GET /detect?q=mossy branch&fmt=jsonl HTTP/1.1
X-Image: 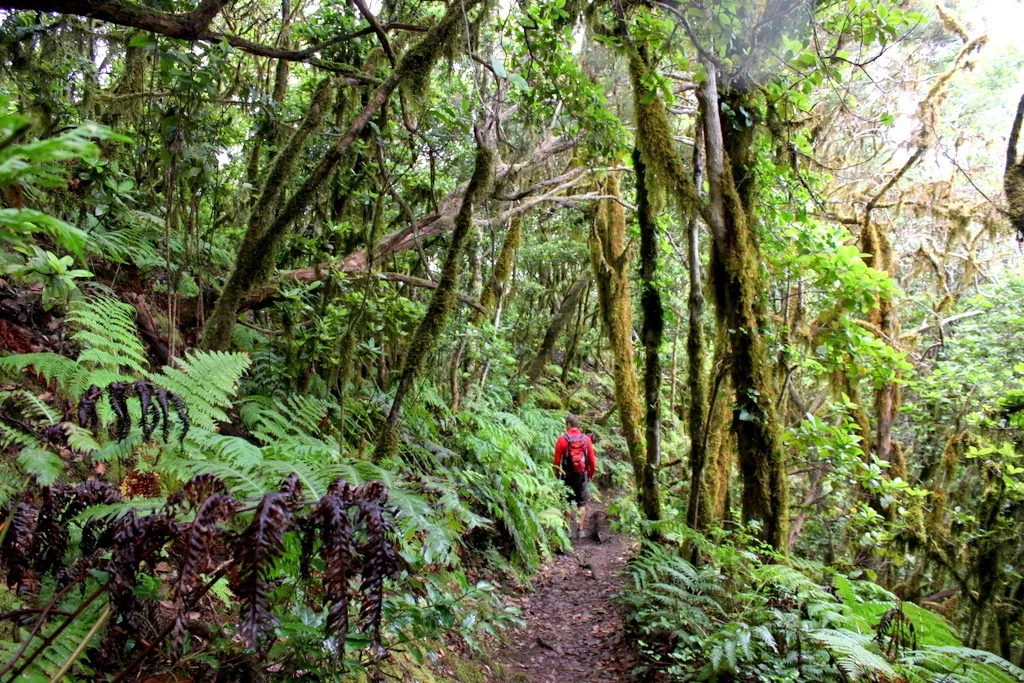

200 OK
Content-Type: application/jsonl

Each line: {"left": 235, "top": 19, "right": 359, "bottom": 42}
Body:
{"left": 200, "top": 0, "right": 485, "bottom": 351}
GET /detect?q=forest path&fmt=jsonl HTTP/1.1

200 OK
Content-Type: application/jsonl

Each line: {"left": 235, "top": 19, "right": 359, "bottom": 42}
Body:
{"left": 489, "top": 510, "right": 639, "bottom": 682}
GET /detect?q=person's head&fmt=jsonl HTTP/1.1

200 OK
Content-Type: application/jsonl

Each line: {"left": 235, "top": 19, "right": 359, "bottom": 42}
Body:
{"left": 566, "top": 415, "right": 580, "bottom": 429}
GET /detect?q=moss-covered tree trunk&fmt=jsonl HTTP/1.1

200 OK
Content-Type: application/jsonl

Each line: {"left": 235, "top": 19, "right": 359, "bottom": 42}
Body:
{"left": 590, "top": 175, "right": 660, "bottom": 523}
{"left": 200, "top": 76, "right": 335, "bottom": 350}
{"left": 374, "top": 138, "right": 494, "bottom": 460}
{"left": 625, "top": 43, "right": 709, "bottom": 530}
{"left": 1005, "top": 92, "right": 1024, "bottom": 241}
{"left": 635, "top": 148, "right": 664, "bottom": 527}
{"left": 704, "top": 327, "right": 734, "bottom": 524}
{"left": 698, "top": 64, "right": 788, "bottom": 552}
{"left": 479, "top": 216, "right": 522, "bottom": 317}
{"left": 684, "top": 140, "right": 711, "bottom": 531}
{"left": 860, "top": 222, "right": 906, "bottom": 483}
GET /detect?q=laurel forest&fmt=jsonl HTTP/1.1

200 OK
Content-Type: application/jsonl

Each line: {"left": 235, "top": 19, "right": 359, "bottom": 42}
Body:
{"left": 1, "top": 0, "right": 1024, "bottom": 680}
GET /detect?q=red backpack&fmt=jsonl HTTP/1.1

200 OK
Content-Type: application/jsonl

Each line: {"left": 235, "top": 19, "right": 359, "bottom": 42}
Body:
{"left": 564, "top": 433, "right": 588, "bottom": 479}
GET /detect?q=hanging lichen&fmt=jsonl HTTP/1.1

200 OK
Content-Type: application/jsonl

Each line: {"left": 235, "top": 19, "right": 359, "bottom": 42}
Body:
{"left": 625, "top": 46, "right": 695, "bottom": 206}
{"left": 398, "top": 0, "right": 487, "bottom": 102}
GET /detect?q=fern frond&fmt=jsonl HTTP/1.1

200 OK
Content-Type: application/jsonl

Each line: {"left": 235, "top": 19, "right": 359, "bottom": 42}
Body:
{"left": 150, "top": 350, "right": 249, "bottom": 431}
{"left": 18, "top": 447, "right": 64, "bottom": 485}
{"left": 185, "top": 429, "right": 264, "bottom": 469}
{"left": 901, "top": 645, "right": 1024, "bottom": 683}
{"left": 0, "top": 594, "right": 109, "bottom": 682}
{"left": 812, "top": 628, "right": 898, "bottom": 680}
{"left": 239, "top": 394, "right": 335, "bottom": 447}
{"left": 69, "top": 296, "right": 146, "bottom": 373}
{"left": 0, "top": 352, "right": 80, "bottom": 389}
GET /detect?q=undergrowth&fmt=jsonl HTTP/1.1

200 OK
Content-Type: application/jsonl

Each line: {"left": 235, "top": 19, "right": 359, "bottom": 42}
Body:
{"left": 0, "top": 294, "right": 577, "bottom": 680}
{"left": 621, "top": 524, "right": 1024, "bottom": 682}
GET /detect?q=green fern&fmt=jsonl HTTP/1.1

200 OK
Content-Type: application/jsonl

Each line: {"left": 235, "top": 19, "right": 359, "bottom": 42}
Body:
{"left": 812, "top": 628, "right": 899, "bottom": 680}
{"left": 149, "top": 350, "right": 250, "bottom": 431}
{"left": 900, "top": 645, "right": 1024, "bottom": 682}
{"left": 239, "top": 393, "right": 335, "bottom": 446}
{"left": 0, "top": 296, "right": 143, "bottom": 397}
{"left": 68, "top": 296, "right": 146, "bottom": 375}
{"left": 0, "top": 592, "right": 109, "bottom": 682}
{"left": 86, "top": 224, "right": 161, "bottom": 268}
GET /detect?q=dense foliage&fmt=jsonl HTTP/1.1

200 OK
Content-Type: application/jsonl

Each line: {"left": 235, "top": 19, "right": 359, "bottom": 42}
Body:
{"left": 1, "top": 0, "right": 1024, "bottom": 680}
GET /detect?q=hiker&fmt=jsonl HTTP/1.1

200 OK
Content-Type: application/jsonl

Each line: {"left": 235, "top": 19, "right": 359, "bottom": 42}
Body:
{"left": 554, "top": 415, "right": 597, "bottom": 538}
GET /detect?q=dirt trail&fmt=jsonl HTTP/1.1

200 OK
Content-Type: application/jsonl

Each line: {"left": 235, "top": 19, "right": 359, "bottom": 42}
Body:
{"left": 490, "top": 512, "right": 638, "bottom": 682}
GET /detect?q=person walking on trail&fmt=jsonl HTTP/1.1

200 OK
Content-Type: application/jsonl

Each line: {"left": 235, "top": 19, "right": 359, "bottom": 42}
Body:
{"left": 554, "top": 415, "right": 597, "bottom": 539}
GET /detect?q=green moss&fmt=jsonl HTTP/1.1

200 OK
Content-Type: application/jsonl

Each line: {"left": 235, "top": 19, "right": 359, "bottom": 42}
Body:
{"left": 927, "top": 433, "right": 963, "bottom": 534}
{"left": 397, "top": 0, "right": 485, "bottom": 101}
{"left": 479, "top": 215, "right": 521, "bottom": 317}
{"left": 448, "top": 658, "right": 487, "bottom": 683}
{"left": 589, "top": 174, "right": 657, "bottom": 521}
{"left": 625, "top": 48, "right": 691, "bottom": 199}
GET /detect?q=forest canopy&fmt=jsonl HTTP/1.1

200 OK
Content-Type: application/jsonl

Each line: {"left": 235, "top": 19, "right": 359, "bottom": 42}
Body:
{"left": 1, "top": 0, "right": 1024, "bottom": 680}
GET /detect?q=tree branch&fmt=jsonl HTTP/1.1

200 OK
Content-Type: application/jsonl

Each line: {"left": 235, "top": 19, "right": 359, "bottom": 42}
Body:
{"left": 1, "top": 0, "right": 424, "bottom": 74}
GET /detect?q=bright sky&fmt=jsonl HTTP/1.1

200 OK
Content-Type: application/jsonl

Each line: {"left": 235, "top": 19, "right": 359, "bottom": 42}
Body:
{"left": 877, "top": 0, "right": 1024, "bottom": 188}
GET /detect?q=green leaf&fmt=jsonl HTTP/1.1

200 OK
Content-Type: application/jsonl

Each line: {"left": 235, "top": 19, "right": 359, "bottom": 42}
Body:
{"left": 128, "top": 33, "right": 158, "bottom": 48}
{"left": 18, "top": 448, "right": 64, "bottom": 485}
{"left": 509, "top": 73, "right": 530, "bottom": 90}
{"left": 490, "top": 56, "right": 507, "bottom": 79}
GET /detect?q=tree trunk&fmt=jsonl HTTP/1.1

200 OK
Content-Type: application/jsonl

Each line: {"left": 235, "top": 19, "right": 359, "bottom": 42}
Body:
{"left": 1004, "top": 92, "right": 1024, "bottom": 241}
{"left": 860, "top": 222, "right": 905, "bottom": 483}
{"left": 589, "top": 174, "right": 659, "bottom": 523}
{"left": 462, "top": 215, "right": 522, "bottom": 403}
{"left": 480, "top": 216, "right": 522, "bottom": 316}
{"left": 698, "top": 63, "right": 788, "bottom": 552}
{"left": 374, "top": 136, "right": 494, "bottom": 459}
{"left": 561, "top": 284, "right": 589, "bottom": 385}
{"left": 635, "top": 148, "right": 664, "bottom": 528}
{"left": 684, "top": 137, "right": 711, "bottom": 532}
